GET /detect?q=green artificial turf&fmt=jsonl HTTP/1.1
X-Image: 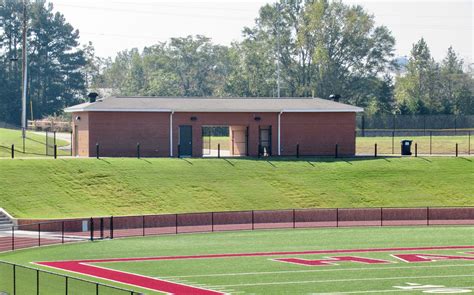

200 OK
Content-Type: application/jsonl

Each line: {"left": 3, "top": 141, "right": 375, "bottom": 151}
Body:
{"left": 0, "top": 226, "right": 473, "bottom": 294}
{"left": 0, "top": 157, "right": 472, "bottom": 218}
{"left": 0, "top": 128, "right": 70, "bottom": 158}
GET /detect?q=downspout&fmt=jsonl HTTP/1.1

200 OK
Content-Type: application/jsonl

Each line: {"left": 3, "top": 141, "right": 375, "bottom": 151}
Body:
{"left": 278, "top": 111, "right": 283, "bottom": 156}
{"left": 169, "top": 111, "right": 174, "bottom": 157}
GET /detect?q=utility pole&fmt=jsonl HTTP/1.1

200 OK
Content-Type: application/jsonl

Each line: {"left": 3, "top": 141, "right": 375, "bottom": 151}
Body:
{"left": 21, "top": 0, "right": 28, "bottom": 139}
{"left": 276, "top": 2, "right": 281, "bottom": 98}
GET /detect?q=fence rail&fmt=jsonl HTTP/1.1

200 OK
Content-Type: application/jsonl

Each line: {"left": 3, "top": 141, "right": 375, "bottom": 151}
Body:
{"left": 1, "top": 207, "right": 473, "bottom": 254}
{"left": 0, "top": 260, "right": 139, "bottom": 295}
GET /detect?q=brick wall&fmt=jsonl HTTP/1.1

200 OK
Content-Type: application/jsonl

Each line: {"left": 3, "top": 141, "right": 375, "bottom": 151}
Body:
{"left": 73, "top": 111, "right": 357, "bottom": 157}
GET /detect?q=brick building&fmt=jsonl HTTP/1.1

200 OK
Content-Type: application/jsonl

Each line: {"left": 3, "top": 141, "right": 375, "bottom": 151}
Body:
{"left": 65, "top": 97, "right": 363, "bottom": 157}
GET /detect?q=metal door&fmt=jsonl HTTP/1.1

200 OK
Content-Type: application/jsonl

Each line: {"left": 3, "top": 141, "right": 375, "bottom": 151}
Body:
{"left": 179, "top": 125, "right": 193, "bottom": 157}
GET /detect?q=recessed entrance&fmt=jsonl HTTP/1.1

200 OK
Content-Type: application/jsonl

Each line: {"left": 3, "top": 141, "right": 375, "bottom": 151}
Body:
{"left": 202, "top": 126, "right": 248, "bottom": 157}
{"left": 259, "top": 126, "right": 272, "bottom": 156}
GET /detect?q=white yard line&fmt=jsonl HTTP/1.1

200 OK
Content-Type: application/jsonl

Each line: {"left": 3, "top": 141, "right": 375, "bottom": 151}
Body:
{"left": 217, "top": 274, "right": 474, "bottom": 288}
{"left": 311, "top": 286, "right": 474, "bottom": 295}
{"left": 160, "top": 263, "right": 474, "bottom": 279}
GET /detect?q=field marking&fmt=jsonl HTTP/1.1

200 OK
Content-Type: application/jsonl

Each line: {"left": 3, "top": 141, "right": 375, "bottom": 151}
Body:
{"left": 311, "top": 286, "right": 474, "bottom": 294}
{"left": 38, "top": 245, "right": 474, "bottom": 264}
{"left": 217, "top": 274, "right": 474, "bottom": 287}
{"left": 159, "top": 263, "right": 474, "bottom": 279}
{"left": 35, "top": 246, "right": 474, "bottom": 295}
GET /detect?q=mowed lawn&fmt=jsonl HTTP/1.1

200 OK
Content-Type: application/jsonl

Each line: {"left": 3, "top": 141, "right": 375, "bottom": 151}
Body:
{"left": 0, "top": 227, "right": 473, "bottom": 294}
{"left": 0, "top": 157, "right": 472, "bottom": 218}
{"left": 357, "top": 135, "right": 472, "bottom": 155}
{"left": 0, "top": 128, "right": 70, "bottom": 157}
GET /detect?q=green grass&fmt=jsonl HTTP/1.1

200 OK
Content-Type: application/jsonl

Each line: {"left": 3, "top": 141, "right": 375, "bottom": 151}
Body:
{"left": 357, "top": 135, "right": 472, "bottom": 155}
{"left": 1, "top": 226, "right": 473, "bottom": 294}
{"left": 0, "top": 128, "right": 70, "bottom": 158}
{"left": 0, "top": 157, "right": 472, "bottom": 218}
{"left": 203, "top": 136, "right": 230, "bottom": 151}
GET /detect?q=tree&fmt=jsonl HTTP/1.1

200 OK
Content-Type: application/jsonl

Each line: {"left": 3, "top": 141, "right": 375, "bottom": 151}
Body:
{"left": 0, "top": 0, "right": 87, "bottom": 123}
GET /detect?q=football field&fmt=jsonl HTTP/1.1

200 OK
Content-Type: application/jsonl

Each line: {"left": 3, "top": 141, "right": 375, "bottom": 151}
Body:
{"left": 1, "top": 226, "right": 473, "bottom": 294}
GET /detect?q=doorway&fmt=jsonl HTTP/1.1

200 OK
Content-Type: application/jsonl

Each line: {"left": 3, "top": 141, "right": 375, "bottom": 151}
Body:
{"left": 259, "top": 126, "right": 272, "bottom": 156}
{"left": 179, "top": 125, "right": 192, "bottom": 157}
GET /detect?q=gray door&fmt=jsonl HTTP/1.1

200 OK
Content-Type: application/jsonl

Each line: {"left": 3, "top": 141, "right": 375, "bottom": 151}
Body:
{"left": 179, "top": 125, "right": 193, "bottom": 157}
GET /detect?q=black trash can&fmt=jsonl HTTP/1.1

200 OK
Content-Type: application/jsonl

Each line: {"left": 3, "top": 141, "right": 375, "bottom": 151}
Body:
{"left": 401, "top": 140, "right": 413, "bottom": 155}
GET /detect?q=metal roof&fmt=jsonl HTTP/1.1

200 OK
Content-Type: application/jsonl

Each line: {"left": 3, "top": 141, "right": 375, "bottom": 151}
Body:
{"left": 64, "top": 96, "right": 364, "bottom": 113}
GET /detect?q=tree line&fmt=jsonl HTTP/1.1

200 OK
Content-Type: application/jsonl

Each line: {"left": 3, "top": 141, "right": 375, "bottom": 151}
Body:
{"left": 1, "top": 0, "right": 473, "bottom": 126}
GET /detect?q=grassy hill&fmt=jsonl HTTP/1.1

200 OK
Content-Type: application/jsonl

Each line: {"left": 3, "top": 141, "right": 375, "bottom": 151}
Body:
{"left": 0, "top": 157, "right": 472, "bottom": 219}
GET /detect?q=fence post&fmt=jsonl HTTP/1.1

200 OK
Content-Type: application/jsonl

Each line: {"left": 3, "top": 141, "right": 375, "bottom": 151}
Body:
{"left": 142, "top": 215, "right": 146, "bottom": 236}
{"left": 65, "top": 277, "right": 68, "bottom": 295}
{"left": 12, "top": 226, "right": 15, "bottom": 251}
{"left": 252, "top": 210, "right": 255, "bottom": 230}
{"left": 137, "top": 143, "right": 140, "bottom": 159}
{"left": 110, "top": 216, "right": 114, "bottom": 239}
{"left": 96, "top": 283, "right": 99, "bottom": 295}
{"left": 258, "top": 144, "right": 262, "bottom": 158}
{"left": 54, "top": 144, "right": 57, "bottom": 159}
{"left": 177, "top": 144, "right": 181, "bottom": 158}
{"left": 70, "top": 131, "right": 73, "bottom": 156}
{"left": 336, "top": 208, "right": 339, "bottom": 228}
{"left": 100, "top": 218, "right": 104, "bottom": 239}
{"left": 22, "top": 130, "right": 25, "bottom": 154}
{"left": 455, "top": 143, "right": 458, "bottom": 157}
{"left": 218, "top": 143, "right": 220, "bottom": 158}
{"left": 427, "top": 207, "right": 430, "bottom": 226}
{"left": 211, "top": 212, "right": 214, "bottom": 232}
{"left": 13, "top": 264, "right": 16, "bottom": 295}
{"left": 38, "top": 223, "right": 41, "bottom": 246}
{"left": 430, "top": 132, "right": 432, "bottom": 155}
{"left": 36, "top": 269, "right": 39, "bottom": 295}
{"left": 90, "top": 217, "right": 94, "bottom": 241}
{"left": 62, "top": 221, "right": 65, "bottom": 244}
{"left": 296, "top": 144, "right": 300, "bottom": 158}
{"left": 175, "top": 214, "right": 178, "bottom": 234}
{"left": 293, "top": 209, "right": 296, "bottom": 228}
{"left": 96, "top": 143, "right": 100, "bottom": 159}
{"left": 380, "top": 207, "right": 383, "bottom": 226}
{"left": 335, "top": 144, "right": 338, "bottom": 158}
{"left": 469, "top": 131, "right": 471, "bottom": 155}
{"left": 374, "top": 143, "right": 377, "bottom": 157}
{"left": 11, "top": 144, "right": 14, "bottom": 159}
{"left": 391, "top": 131, "right": 395, "bottom": 154}
{"left": 415, "top": 143, "right": 418, "bottom": 157}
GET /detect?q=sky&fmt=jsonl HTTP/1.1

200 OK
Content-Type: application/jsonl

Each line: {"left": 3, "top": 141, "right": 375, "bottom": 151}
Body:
{"left": 51, "top": 0, "right": 473, "bottom": 64}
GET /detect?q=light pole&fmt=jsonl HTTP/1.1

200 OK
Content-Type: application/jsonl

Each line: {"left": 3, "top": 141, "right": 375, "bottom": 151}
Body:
{"left": 21, "top": 0, "right": 28, "bottom": 139}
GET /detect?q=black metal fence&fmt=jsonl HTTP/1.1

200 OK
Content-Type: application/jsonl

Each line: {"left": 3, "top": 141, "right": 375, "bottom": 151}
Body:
{"left": 356, "top": 130, "right": 472, "bottom": 155}
{"left": 0, "top": 127, "right": 73, "bottom": 158}
{"left": 1, "top": 207, "right": 472, "bottom": 254}
{"left": 357, "top": 114, "right": 474, "bottom": 132}
{"left": 0, "top": 261, "right": 139, "bottom": 295}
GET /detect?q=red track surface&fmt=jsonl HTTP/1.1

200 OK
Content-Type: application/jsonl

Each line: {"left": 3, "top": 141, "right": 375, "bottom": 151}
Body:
{"left": 36, "top": 245, "right": 474, "bottom": 294}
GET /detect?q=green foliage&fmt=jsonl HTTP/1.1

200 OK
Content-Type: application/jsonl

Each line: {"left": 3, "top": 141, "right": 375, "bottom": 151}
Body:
{"left": 0, "top": 0, "right": 87, "bottom": 125}
{"left": 395, "top": 40, "right": 473, "bottom": 115}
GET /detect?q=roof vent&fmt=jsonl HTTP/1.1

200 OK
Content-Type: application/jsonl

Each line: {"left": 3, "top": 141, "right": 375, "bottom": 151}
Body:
{"left": 88, "top": 92, "right": 99, "bottom": 103}
{"left": 329, "top": 94, "right": 341, "bottom": 102}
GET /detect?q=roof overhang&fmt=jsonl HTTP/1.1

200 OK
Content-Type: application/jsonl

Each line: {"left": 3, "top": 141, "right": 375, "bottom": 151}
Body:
{"left": 65, "top": 108, "right": 363, "bottom": 113}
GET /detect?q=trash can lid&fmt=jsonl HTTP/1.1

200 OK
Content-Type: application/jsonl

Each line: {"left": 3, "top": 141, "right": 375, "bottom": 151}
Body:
{"left": 400, "top": 140, "right": 413, "bottom": 143}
